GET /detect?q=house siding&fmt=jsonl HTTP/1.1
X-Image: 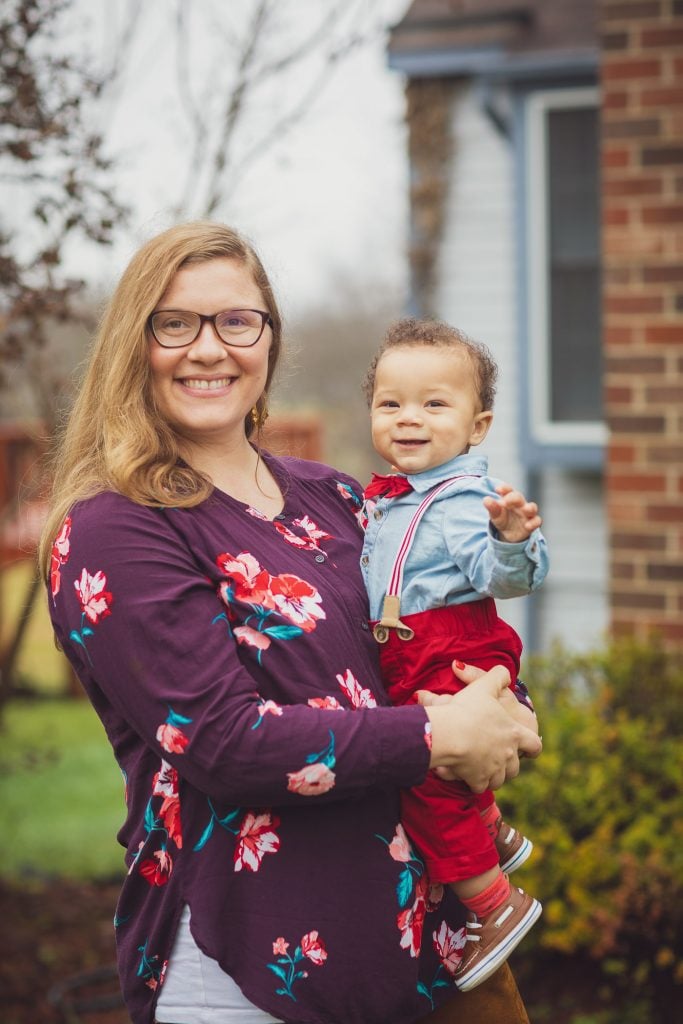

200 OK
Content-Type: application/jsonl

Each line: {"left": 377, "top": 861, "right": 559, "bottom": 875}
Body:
{"left": 432, "top": 81, "right": 608, "bottom": 652}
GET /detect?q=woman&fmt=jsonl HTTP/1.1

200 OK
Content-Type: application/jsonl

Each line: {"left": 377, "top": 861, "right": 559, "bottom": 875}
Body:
{"left": 39, "top": 222, "right": 540, "bottom": 1024}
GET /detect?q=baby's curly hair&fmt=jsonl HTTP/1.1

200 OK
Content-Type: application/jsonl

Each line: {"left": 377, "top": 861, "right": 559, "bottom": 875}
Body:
{"left": 362, "top": 317, "right": 498, "bottom": 411}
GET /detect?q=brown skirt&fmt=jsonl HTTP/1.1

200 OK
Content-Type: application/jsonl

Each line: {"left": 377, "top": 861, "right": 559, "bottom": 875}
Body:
{"left": 415, "top": 963, "right": 530, "bottom": 1024}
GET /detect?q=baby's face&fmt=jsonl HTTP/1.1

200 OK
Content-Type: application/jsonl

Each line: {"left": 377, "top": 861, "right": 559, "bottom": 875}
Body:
{"left": 370, "top": 345, "right": 492, "bottom": 475}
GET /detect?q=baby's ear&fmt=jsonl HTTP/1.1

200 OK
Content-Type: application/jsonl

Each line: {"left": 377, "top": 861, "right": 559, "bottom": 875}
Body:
{"left": 469, "top": 410, "right": 493, "bottom": 447}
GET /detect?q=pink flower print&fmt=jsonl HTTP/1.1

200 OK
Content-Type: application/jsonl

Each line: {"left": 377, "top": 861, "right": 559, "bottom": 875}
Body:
{"left": 50, "top": 516, "right": 71, "bottom": 598}
{"left": 336, "top": 668, "right": 377, "bottom": 709}
{"left": 156, "top": 723, "right": 189, "bottom": 755}
{"left": 275, "top": 516, "right": 332, "bottom": 554}
{"left": 246, "top": 506, "right": 269, "bottom": 520}
{"left": 216, "top": 551, "right": 275, "bottom": 607}
{"left": 234, "top": 811, "right": 281, "bottom": 872}
{"left": 256, "top": 698, "right": 283, "bottom": 719}
{"left": 156, "top": 707, "right": 192, "bottom": 754}
{"left": 307, "top": 696, "right": 343, "bottom": 711}
{"left": 287, "top": 761, "right": 336, "bottom": 796}
{"left": 301, "top": 930, "right": 328, "bottom": 966}
{"left": 139, "top": 848, "right": 173, "bottom": 886}
{"left": 234, "top": 625, "right": 272, "bottom": 652}
{"left": 433, "top": 920, "right": 467, "bottom": 976}
{"left": 152, "top": 763, "right": 182, "bottom": 848}
{"left": 287, "top": 731, "right": 336, "bottom": 795}
{"left": 266, "top": 929, "right": 328, "bottom": 1000}
{"left": 152, "top": 760, "right": 178, "bottom": 799}
{"left": 388, "top": 824, "right": 413, "bottom": 863}
{"left": 397, "top": 874, "right": 428, "bottom": 958}
{"left": 74, "top": 568, "right": 113, "bottom": 624}
{"left": 270, "top": 574, "right": 325, "bottom": 632}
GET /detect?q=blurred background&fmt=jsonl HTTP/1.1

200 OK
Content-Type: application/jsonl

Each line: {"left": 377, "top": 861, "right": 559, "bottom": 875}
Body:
{"left": 1, "top": 1, "right": 682, "bottom": 1022}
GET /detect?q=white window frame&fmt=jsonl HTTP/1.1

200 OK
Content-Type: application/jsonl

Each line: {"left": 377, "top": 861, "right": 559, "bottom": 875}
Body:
{"left": 525, "top": 86, "right": 607, "bottom": 447}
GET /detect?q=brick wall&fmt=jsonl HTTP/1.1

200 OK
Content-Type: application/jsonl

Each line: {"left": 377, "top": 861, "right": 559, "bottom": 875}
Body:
{"left": 601, "top": 0, "right": 683, "bottom": 644}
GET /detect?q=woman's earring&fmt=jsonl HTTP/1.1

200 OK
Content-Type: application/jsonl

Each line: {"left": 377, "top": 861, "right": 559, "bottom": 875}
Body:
{"left": 250, "top": 406, "right": 260, "bottom": 430}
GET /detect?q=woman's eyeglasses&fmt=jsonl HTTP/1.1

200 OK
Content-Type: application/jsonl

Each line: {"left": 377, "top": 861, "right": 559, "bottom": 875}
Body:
{"left": 148, "top": 309, "right": 273, "bottom": 348}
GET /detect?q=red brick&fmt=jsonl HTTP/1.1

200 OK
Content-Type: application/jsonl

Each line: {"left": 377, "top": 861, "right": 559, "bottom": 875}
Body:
{"left": 605, "top": 385, "right": 633, "bottom": 403}
{"left": 604, "top": 325, "right": 635, "bottom": 345}
{"left": 611, "top": 590, "right": 667, "bottom": 610}
{"left": 605, "top": 294, "right": 664, "bottom": 314}
{"left": 640, "top": 86, "right": 683, "bottom": 108}
{"left": 603, "top": 58, "right": 663, "bottom": 81}
{"left": 603, "top": 89, "right": 630, "bottom": 111}
{"left": 610, "top": 414, "right": 665, "bottom": 432}
{"left": 605, "top": 355, "right": 666, "bottom": 373}
{"left": 640, "top": 26, "right": 683, "bottom": 47}
{"left": 611, "top": 531, "right": 666, "bottom": 551}
{"left": 602, "top": 30, "right": 631, "bottom": 50}
{"left": 608, "top": 443, "right": 638, "bottom": 463}
{"left": 648, "top": 503, "right": 683, "bottom": 523}
{"left": 604, "top": 207, "right": 631, "bottom": 227}
{"left": 645, "top": 385, "right": 683, "bottom": 402}
{"left": 642, "top": 145, "right": 683, "bottom": 165}
{"left": 604, "top": 2, "right": 664, "bottom": 19}
{"left": 608, "top": 473, "right": 667, "bottom": 492}
{"left": 647, "top": 562, "right": 683, "bottom": 581}
{"left": 642, "top": 204, "right": 683, "bottom": 224}
{"left": 612, "top": 562, "right": 637, "bottom": 579}
{"left": 604, "top": 177, "right": 663, "bottom": 196}
{"left": 603, "top": 118, "right": 661, "bottom": 138}
{"left": 647, "top": 444, "right": 683, "bottom": 463}
{"left": 642, "top": 264, "right": 683, "bottom": 283}
{"left": 645, "top": 325, "right": 683, "bottom": 343}
{"left": 604, "top": 266, "right": 634, "bottom": 285}
{"left": 602, "top": 146, "right": 632, "bottom": 168}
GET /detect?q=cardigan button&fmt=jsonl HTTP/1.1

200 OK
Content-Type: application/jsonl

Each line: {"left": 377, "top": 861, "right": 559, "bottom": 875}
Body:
{"left": 373, "top": 508, "right": 383, "bottom": 520}
{"left": 361, "top": 555, "right": 369, "bottom": 566}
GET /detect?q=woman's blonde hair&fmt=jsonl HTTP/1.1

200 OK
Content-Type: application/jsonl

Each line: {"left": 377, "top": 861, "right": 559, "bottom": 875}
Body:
{"left": 38, "top": 221, "right": 283, "bottom": 579}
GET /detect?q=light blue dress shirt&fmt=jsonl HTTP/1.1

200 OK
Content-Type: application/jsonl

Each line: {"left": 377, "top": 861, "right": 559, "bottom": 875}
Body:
{"left": 361, "top": 453, "right": 549, "bottom": 621}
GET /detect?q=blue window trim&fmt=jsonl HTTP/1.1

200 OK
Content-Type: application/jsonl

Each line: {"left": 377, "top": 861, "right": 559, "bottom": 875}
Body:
{"left": 513, "top": 80, "right": 604, "bottom": 471}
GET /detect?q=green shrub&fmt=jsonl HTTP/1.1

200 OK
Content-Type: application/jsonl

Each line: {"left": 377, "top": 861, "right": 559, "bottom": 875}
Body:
{"left": 502, "top": 637, "right": 683, "bottom": 1016}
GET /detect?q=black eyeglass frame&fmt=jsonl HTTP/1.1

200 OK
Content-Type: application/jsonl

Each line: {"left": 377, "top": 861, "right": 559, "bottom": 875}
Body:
{"left": 147, "top": 308, "right": 274, "bottom": 348}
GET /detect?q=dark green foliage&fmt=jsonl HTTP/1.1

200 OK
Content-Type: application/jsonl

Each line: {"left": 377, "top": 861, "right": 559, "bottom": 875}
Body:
{"left": 503, "top": 638, "right": 683, "bottom": 1019}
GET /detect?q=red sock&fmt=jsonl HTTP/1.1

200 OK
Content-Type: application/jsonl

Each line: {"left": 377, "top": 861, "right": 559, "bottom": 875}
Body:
{"left": 461, "top": 871, "right": 511, "bottom": 918}
{"left": 479, "top": 800, "right": 501, "bottom": 840}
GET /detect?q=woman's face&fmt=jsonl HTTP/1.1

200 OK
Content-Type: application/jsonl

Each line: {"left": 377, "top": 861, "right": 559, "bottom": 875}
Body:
{"left": 148, "top": 257, "right": 272, "bottom": 453}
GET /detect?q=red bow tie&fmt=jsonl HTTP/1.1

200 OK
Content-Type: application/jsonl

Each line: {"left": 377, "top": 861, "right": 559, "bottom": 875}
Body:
{"left": 363, "top": 472, "right": 414, "bottom": 500}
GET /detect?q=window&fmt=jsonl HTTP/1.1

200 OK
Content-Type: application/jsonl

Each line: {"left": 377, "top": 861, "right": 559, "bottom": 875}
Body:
{"left": 525, "top": 87, "right": 605, "bottom": 451}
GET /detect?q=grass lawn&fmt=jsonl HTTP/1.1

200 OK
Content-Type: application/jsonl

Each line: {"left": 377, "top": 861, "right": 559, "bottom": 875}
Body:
{"left": 1, "top": 559, "right": 68, "bottom": 693}
{"left": 0, "top": 697, "right": 126, "bottom": 880}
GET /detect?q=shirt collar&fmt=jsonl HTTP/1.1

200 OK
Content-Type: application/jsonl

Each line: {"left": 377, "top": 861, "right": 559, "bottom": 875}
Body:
{"left": 407, "top": 452, "right": 489, "bottom": 493}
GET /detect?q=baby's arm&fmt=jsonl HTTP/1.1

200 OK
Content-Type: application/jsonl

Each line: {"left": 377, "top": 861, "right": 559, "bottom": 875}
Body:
{"left": 483, "top": 482, "right": 543, "bottom": 543}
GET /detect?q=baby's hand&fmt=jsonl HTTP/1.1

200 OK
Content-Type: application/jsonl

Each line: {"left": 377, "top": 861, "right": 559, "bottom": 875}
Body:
{"left": 483, "top": 483, "right": 542, "bottom": 543}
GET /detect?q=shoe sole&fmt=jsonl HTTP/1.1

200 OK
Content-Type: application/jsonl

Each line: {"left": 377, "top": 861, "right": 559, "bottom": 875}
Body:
{"left": 499, "top": 836, "right": 533, "bottom": 874}
{"left": 455, "top": 898, "right": 542, "bottom": 993}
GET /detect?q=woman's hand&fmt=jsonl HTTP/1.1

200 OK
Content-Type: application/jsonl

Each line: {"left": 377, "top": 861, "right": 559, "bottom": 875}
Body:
{"left": 419, "top": 665, "right": 542, "bottom": 793}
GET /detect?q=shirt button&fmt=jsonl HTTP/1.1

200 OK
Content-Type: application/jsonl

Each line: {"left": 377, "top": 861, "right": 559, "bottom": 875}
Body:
{"left": 373, "top": 509, "right": 383, "bottom": 520}
{"left": 314, "top": 553, "right": 325, "bottom": 563}
{"left": 274, "top": 513, "right": 286, "bottom": 521}
{"left": 360, "top": 620, "right": 370, "bottom": 631}
{"left": 361, "top": 555, "right": 369, "bottom": 566}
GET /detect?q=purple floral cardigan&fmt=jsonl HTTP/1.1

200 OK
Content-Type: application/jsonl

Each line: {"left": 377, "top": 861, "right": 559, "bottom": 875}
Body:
{"left": 47, "top": 453, "right": 469, "bottom": 1024}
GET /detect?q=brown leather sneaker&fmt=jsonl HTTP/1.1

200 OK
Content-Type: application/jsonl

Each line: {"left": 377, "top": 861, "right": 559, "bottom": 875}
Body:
{"left": 494, "top": 817, "right": 533, "bottom": 874}
{"left": 453, "top": 882, "right": 542, "bottom": 992}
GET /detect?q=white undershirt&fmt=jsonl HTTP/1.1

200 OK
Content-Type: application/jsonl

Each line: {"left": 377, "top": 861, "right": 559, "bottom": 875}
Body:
{"left": 155, "top": 905, "right": 284, "bottom": 1024}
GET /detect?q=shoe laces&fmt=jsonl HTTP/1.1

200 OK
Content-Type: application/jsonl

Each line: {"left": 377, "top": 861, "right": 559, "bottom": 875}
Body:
{"left": 465, "top": 918, "right": 482, "bottom": 944}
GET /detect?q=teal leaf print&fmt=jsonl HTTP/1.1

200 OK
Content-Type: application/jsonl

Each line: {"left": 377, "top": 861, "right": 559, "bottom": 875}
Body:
{"left": 193, "top": 816, "right": 215, "bottom": 852}
{"left": 263, "top": 624, "right": 304, "bottom": 639}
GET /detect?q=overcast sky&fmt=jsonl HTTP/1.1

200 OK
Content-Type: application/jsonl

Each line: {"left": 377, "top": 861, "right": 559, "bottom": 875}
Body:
{"left": 60, "top": 0, "right": 413, "bottom": 320}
